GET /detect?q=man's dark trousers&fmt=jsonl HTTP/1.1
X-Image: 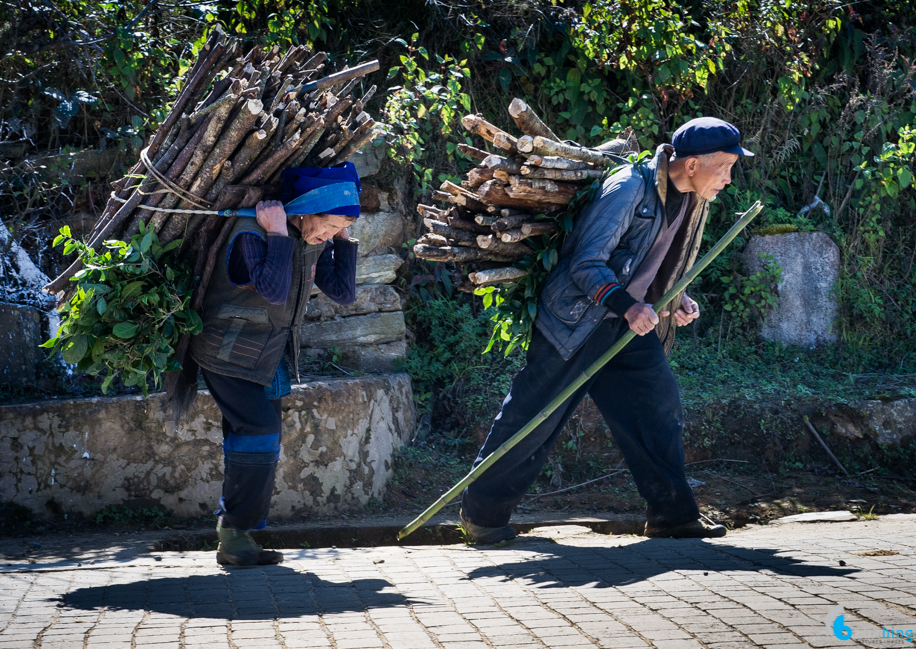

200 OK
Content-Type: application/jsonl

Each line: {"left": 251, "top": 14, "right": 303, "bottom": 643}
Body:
{"left": 202, "top": 369, "right": 281, "bottom": 531}
{"left": 461, "top": 318, "right": 700, "bottom": 529}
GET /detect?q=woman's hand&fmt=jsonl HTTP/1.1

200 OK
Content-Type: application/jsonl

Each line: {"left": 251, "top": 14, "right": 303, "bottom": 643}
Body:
{"left": 255, "top": 200, "right": 288, "bottom": 235}
{"left": 333, "top": 227, "right": 349, "bottom": 240}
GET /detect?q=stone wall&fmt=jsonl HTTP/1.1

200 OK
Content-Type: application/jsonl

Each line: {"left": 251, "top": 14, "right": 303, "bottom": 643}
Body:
{"left": 301, "top": 146, "right": 409, "bottom": 373}
{"left": 0, "top": 374, "right": 414, "bottom": 520}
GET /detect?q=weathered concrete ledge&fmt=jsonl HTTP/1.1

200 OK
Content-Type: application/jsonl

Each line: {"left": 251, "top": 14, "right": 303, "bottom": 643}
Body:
{"left": 0, "top": 374, "right": 414, "bottom": 520}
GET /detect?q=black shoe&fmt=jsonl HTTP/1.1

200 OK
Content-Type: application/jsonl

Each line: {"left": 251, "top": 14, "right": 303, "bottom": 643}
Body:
{"left": 644, "top": 519, "right": 727, "bottom": 539}
{"left": 459, "top": 509, "right": 517, "bottom": 544}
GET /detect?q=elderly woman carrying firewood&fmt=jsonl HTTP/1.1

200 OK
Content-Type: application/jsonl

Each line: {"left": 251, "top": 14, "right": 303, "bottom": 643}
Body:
{"left": 188, "top": 162, "right": 361, "bottom": 566}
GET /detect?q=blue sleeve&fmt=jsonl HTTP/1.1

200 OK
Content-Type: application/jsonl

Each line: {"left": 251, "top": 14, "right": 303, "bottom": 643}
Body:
{"left": 228, "top": 232, "right": 296, "bottom": 305}
{"left": 314, "top": 238, "right": 358, "bottom": 305}
{"left": 562, "top": 168, "right": 646, "bottom": 302}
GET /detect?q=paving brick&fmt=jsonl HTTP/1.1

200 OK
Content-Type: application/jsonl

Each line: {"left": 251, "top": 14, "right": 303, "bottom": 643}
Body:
{"left": 7, "top": 518, "right": 916, "bottom": 649}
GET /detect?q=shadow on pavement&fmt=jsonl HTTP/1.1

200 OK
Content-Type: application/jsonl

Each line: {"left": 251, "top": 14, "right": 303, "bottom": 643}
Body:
{"left": 466, "top": 536, "right": 858, "bottom": 587}
{"left": 63, "top": 564, "right": 417, "bottom": 619}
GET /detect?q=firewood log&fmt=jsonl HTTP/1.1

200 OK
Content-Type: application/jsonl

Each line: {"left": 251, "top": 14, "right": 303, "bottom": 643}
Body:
{"left": 477, "top": 180, "right": 562, "bottom": 211}
{"left": 457, "top": 143, "right": 489, "bottom": 160}
{"left": 467, "top": 167, "right": 496, "bottom": 189}
{"left": 492, "top": 214, "right": 533, "bottom": 231}
{"left": 505, "top": 176, "right": 580, "bottom": 204}
{"left": 469, "top": 267, "right": 529, "bottom": 286}
{"left": 507, "top": 98, "right": 561, "bottom": 142}
{"left": 522, "top": 222, "right": 559, "bottom": 237}
{"left": 418, "top": 233, "right": 449, "bottom": 247}
{"left": 492, "top": 132, "right": 519, "bottom": 156}
{"left": 476, "top": 235, "right": 532, "bottom": 257}
{"left": 432, "top": 190, "right": 459, "bottom": 205}
{"left": 520, "top": 166, "right": 604, "bottom": 182}
{"left": 499, "top": 222, "right": 558, "bottom": 243}
{"left": 439, "top": 180, "right": 473, "bottom": 197}
{"left": 481, "top": 154, "right": 523, "bottom": 174}
{"left": 522, "top": 154, "right": 592, "bottom": 169}
{"left": 413, "top": 244, "right": 522, "bottom": 263}
{"left": 447, "top": 213, "right": 491, "bottom": 234}
{"left": 417, "top": 204, "right": 444, "bottom": 219}
{"left": 516, "top": 135, "right": 615, "bottom": 166}
{"left": 451, "top": 192, "right": 490, "bottom": 214}
{"left": 461, "top": 114, "right": 516, "bottom": 147}
{"left": 423, "top": 218, "right": 479, "bottom": 247}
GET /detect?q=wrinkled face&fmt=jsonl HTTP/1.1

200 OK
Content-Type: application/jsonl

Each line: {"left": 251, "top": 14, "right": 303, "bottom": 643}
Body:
{"left": 686, "top": 152, "right": 739, "bottom": 201}
{"left": 292, "top": 214, "right": 356, "bottom": 244}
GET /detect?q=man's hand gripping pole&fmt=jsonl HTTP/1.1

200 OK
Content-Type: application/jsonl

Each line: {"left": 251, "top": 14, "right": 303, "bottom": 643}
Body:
{"left": 397, "top": 201, "right": 764, "bottom": 541}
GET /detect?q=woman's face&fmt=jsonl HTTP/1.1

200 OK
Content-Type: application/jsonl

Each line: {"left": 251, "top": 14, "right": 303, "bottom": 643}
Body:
{"left": 292, "top": 214, "right": 355, "bottom": 244}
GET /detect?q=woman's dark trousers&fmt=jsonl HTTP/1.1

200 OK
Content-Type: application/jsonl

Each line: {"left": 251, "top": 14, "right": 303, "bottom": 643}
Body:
{"left": 202, "top": 369, "right": 281, "bottom": 531}
{"left": 461, "top": 318, "right": 699, "bottom": 529}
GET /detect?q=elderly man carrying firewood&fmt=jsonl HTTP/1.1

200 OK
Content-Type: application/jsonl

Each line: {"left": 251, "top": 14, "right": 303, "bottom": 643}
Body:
{"left": 188, "top": 163, "right": 361, "bottom": 565}
{"left": 459, "top": 118, "right": 754, "bottom": 543}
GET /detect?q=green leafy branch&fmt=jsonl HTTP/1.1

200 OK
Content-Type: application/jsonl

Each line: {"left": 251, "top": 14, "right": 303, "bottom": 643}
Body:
{"left": 41, "top": 222, "right": 202, "bottom": 395}
{"left": 721, "top": 253, "right": 782, "bottom": 321}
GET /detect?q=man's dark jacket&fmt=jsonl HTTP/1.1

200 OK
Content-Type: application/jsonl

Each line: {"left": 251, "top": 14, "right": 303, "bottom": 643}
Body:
{"left": 536, "top": 144, "right": 710, "bottom": 360}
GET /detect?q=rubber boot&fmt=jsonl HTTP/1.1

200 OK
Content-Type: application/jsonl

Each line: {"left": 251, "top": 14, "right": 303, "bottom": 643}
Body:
{"left": 215, "top": 517, "right": 284, "bottom": 566}
{"left": 459, "top": 508, "right": 517, "bottom": 544}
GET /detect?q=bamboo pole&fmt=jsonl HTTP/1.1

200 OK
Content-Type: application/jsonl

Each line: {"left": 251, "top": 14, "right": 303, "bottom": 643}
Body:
{"left": 397, "top": 201, "right": 764, "bottom": 540}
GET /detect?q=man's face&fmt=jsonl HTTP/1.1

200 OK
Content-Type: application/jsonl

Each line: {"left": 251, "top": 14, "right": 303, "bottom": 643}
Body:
{"left": 292, "top": 214, "right": 355, "bottom": 244}
{"left": 688, "top": 152, "right": 739, "bottom": 201}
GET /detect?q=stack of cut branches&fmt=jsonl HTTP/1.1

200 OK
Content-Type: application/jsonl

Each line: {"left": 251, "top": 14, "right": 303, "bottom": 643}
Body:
{"left": 41, "top": 27, "right": 383, "bottom": 402}
{"left": 414, "top": 98, "right": 638, "bottom": 290}
{"left": 44, "top": 26, "right": 381, "bottom": 303}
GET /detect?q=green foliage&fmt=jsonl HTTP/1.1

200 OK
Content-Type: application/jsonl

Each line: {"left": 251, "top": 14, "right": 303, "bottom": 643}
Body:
{"left": 399, "top": 296, "right": 523, "bottom": 432}
{"left": 384, "top": 34, "right": 473, "bottom": 191}
{"left": 216, "top": 0, "right": 335, "bottom": 45}
{"left": 720, "top": 253, "right": 782, "bottom": 321}
{"left": 41, "top": 223, "right": 202, "bottom": 396}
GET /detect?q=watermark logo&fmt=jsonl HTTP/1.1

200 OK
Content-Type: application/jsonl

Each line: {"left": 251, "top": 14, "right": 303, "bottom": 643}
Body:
{"left": 826, "top": 605, "right": 853, "bottom": 641}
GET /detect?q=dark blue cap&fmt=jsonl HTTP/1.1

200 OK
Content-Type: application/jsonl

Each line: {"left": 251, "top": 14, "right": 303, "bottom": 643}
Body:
{"left": 280, "top": 162, "right": 362, "bottom": 218}
{"left": 672, "top": 117, "right": 754, "bottom": 158}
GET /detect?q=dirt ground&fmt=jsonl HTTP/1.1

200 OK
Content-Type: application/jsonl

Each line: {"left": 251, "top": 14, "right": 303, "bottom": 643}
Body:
{"left": 382, "top": 457, "right": 916, "bottom": 531}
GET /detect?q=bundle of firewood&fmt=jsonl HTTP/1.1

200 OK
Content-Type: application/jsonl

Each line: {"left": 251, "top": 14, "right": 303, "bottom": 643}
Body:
{"left": 413, "top": 98, "right": 638, "bottom": 290}
{"left": 44, "top": 26, "right": 381, "bottom": 303}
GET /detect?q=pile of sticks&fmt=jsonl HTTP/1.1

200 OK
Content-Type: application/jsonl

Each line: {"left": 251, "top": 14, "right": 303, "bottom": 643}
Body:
{"left": 44, "top": 26, "right": 381, "bottom": 304}
{"left": 414, "top": 98, "right": 638, "bottom": 289}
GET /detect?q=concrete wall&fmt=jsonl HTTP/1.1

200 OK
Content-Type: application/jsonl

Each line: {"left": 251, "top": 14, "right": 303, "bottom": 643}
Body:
{"left": 744, "top": 231, "right": 840, "bottom": 346}
{"left": 0, "top": 374, "right": 414, "bottom": 520}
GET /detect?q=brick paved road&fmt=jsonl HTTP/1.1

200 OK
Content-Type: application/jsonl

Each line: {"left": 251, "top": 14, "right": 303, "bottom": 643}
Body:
{"left": 3, "top": 516, "right": 916, "bottom": 648}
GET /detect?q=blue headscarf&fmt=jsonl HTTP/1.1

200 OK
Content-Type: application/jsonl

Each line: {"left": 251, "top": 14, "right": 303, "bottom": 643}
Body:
{"left": 280, "top": 162, "right": 362, "bottom": 218}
